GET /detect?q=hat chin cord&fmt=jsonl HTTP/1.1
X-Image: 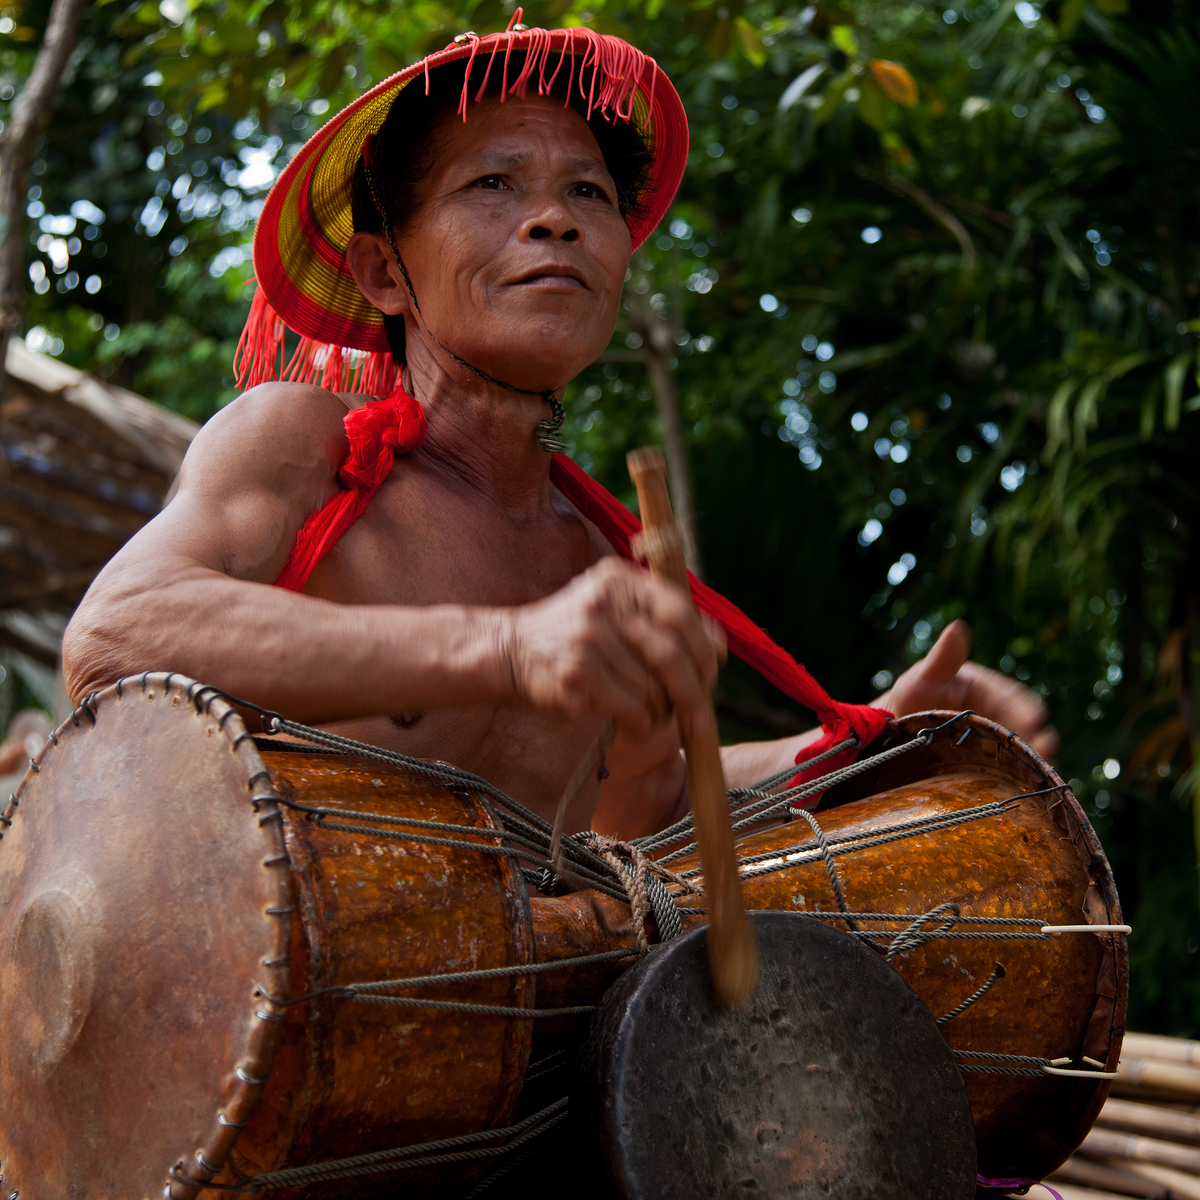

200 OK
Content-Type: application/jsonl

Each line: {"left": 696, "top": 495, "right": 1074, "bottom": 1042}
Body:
{"left": 363, "top": 155, "right": 566, "bottom": 454}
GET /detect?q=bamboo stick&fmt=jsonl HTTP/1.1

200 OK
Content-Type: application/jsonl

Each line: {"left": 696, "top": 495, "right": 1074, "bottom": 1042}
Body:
{"left": 626, "top": 446, "right": 759, "bottom": 1009}
{"left": 1081, "top": 1129, "right": 1200, "bottom": 1175}
{"left": 1124, "top": 1034, "right": 1200, "bottom": 1068}
{"left": 1101, "top": 1161, "right": 1200, "bottom": 1200}
{"left": 1099, "top": 1098, "right": 1200, "bottom": 1146}
{"left": 1116, "top": 1059, "right": 1200, "bottom": 1102}
{"left": 1049, "top": 1187, "right": 1162, "bottom": 1200}
{"left": 1050, "top": 1152, "right": 1173, "bottom": 1197}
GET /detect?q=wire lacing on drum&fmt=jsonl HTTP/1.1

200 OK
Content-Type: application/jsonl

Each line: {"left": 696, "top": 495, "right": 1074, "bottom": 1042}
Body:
{"left": 171, "top": 691, "right": 1108, "bottom": 1194}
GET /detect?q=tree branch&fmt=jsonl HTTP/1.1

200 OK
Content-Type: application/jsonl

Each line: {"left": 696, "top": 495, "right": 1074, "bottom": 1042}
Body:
{"left": 0, "top": 0, "right": 88, "bottom": 396}
{"left": 858, "top": 166, "right": 977, "bottom": 279}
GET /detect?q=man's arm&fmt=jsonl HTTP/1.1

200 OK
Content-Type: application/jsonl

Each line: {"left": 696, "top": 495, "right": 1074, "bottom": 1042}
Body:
{"left": 63, "top": 384, "right": 721, "bottom": 733}
{"left": 715, "top": 619, "right": 1058, "bottom": 792}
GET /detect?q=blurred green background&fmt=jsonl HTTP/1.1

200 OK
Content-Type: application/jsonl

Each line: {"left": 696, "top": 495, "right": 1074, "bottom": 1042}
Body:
{"left": 3, "top": 0, "right": 1198, "bottom": 1029}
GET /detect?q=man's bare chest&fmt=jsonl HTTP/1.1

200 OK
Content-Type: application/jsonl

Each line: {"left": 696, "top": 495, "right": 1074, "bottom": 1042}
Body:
{"left": 303, "top": 470, "right": 599, "bottom": 608}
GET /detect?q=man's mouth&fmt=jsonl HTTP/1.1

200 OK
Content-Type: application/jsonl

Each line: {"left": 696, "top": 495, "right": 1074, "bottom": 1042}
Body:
{"left": 511, "top": 264, "right": 589, "bottom": 290}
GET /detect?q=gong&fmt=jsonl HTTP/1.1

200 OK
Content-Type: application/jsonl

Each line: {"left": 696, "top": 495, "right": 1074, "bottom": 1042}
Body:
{"left": 572, "top": 911, "right": 977, "bottom": 1200}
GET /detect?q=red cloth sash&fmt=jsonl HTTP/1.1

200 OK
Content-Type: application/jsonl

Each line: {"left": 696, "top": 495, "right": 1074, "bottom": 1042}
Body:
{"left": 276, "top": 384, "right": 889, "bottom": 778}
{"left": 275, "top": 385, "right": 428, "bottom": 591}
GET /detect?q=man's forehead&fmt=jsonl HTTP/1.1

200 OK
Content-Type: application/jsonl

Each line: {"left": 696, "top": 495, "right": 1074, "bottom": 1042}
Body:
{"left": 432, "top": 94, "right": 606, "bottom": 166}
{"left": 468, "top": 145, "right": 610, "bottom": 174}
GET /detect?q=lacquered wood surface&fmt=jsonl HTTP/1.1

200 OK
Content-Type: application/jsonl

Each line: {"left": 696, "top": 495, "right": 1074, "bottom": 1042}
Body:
{"left": 0, "top": 687, "right": 1125, "bottom": 1198}
{"left": 223, "top": 748, "right": 535, "bottom": 1199}
{"left": 530, "top": 712, "right": 1127, "bottom": 1181}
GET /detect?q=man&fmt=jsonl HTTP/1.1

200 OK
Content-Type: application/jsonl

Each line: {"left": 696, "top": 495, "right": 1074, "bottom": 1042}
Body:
{"left": 62, "top": 25, "right": 1054, "bottom": 841}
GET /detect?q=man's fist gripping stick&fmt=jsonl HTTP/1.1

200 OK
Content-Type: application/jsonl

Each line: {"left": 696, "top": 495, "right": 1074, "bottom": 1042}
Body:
{"left": 627, "top": 447, "right": 760, "bottom": 1009}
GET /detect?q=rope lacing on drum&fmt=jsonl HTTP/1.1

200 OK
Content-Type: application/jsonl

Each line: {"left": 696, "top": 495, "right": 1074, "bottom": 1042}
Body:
{"left": 169, "top": 1098, "right": 571, "bottom": 1193}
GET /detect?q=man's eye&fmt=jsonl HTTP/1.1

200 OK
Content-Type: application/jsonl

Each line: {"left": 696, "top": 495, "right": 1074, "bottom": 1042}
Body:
{"left": 473, "top": 174, "right": 505, "bottom": 190}
{"left": 572, "top": 181, "right": 610, "bottom": 202}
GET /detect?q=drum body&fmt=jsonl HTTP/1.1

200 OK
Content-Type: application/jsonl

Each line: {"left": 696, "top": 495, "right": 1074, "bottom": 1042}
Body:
{"left": 531, "top": 712, "right": 1127, "bottom": 1182}
{"left": 0, "top": 679, "right": 1126, "bottom": 1198}
{"left": 0, "top": 675, "right": 534, "bottom": 1200}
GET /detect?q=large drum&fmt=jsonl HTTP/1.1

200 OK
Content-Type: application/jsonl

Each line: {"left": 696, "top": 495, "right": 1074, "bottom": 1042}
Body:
{"left": 0, "top": 674, "right": 1127, "bottom": 1198}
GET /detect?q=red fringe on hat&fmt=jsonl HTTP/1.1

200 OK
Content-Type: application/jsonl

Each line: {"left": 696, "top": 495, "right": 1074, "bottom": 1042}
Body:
{"left": 456, "top": 12, "right": 654, "bottom": 127}
{"left": 233, "top": 283, "right": 399, "bottom": 396}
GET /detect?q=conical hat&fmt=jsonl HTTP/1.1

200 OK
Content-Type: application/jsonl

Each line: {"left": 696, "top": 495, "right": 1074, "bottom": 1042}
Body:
{"left": 235, "top": 17, "right": 689, "bottom": 393}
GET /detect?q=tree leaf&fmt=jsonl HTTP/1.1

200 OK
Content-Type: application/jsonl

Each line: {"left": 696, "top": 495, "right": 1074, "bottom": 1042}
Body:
{"left": 812, "top": 72, "right": 852, "bottom": 127}
{"left": 1045, "top": 378, "right": 1080, "bottom": 460}
{"left": 1045, "top": 221, "right": 1089, "bottom": 283}
{"left": 1164, "top": 349, "right": 1192, "bottom": 431}
{"left": 869, "top": 58, "right": 918, "bottom": 105}
{"left": 830, "top": 24, "right": 859, "bottom": 57}
{"left": 734, "top": 15, "right": 766, "bottom": 67}
{"left": 777, "top": 62, "right": 826, "bottom": 112}
{"left": 1059, "top": 0, "right": 1088, "bottom": 35}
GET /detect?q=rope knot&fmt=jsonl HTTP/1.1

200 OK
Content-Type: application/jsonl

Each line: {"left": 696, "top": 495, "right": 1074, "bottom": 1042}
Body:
{"left": 591, "top": 834, "right": 655, "bottom": 951}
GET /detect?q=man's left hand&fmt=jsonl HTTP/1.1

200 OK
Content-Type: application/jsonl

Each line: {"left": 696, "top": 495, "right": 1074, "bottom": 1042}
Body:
{"left": 874, "top": 618, "right": 1059, "bottom": 759}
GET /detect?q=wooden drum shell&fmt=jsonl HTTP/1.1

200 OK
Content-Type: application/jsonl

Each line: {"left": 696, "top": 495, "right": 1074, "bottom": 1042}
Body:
{"left": 225, "top": 748, "right": 536, "bottom": 1199}
{"left": 530, "top": 713, "right": 1127, "bottom": 1182}
{"left": 0, "top": 680, "right": 1125, "bottom": 1198}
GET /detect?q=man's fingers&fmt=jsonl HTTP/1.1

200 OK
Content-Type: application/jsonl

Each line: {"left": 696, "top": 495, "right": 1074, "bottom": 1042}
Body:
{"left": 958, "top": 663, "right": 1050, "bottom": 740}
{"left": 916, "top": 619, "right": 972, "bottom": 689}
{"left": 632, "top": 573, "right": 722, "bottom": 689}
{"left": 621, "top": 611, "right": 712, "bottom": 734}
{"left": 1028, "top": 727, "right": 1061, "bottom": 760}
{"left": 595, "top": 628, "right": 673, "bottom": 727}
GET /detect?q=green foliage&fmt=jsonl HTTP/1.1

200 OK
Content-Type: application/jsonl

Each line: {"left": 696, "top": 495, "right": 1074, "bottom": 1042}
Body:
{"left": 6, "top": 0, "right": 1200, "bottom": 1029}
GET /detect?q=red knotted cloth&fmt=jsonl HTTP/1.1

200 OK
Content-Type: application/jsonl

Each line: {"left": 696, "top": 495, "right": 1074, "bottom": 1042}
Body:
{"left": 276, "top": 387, "right": 890, "bottom": 779}
{"left": 274, "top": 385, "right": 427, "bottom": 591}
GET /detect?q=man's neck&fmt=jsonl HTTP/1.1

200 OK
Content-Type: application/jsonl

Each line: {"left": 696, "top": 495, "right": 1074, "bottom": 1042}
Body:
{"left": 403, "top": 341, "right": 562, "bottom": 522}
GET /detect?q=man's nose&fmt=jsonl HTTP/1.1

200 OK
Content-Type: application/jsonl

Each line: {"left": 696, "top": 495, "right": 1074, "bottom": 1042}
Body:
{"left": 520, "top": 198, "right": 580, "bottom": 243}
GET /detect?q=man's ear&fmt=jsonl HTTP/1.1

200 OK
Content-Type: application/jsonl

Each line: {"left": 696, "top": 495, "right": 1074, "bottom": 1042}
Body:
{"left": 346, "top": 232, "right": 410, "bottom": 317}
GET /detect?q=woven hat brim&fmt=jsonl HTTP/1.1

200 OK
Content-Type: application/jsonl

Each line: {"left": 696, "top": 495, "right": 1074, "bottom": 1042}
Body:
{"left": 252, "top": 27, "right": 689, "bottom": 355}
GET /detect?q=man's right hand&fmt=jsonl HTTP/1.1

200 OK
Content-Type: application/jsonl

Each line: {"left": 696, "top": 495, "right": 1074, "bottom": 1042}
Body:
{"left": 502, "top": 556, "right": 724, "bottom": 740}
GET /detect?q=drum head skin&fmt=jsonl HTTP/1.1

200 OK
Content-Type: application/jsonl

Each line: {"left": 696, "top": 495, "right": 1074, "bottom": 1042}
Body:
{"left": 0, "top": 675, "right": 291, "bottom": 1200}
{"left": 574, "top": 912, "right": 977, "bottom": 1200}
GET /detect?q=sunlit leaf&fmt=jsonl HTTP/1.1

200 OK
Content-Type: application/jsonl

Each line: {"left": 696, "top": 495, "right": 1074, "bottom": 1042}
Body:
{"left": 869, "top": 58, "right": 917, "bottom": 106}
{"left": 830, "top": 24, "right": 858, "bottom": 57}
{"left": 856, "top": 74, "right": 889, "bottom": 130}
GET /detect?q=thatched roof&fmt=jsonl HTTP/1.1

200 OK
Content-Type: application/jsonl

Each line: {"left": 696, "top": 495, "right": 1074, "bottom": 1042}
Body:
{"left": 0, "top": 340, "right": 198, "bottom": 662}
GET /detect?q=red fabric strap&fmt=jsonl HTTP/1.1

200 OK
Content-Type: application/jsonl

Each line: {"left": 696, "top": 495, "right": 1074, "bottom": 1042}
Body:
{"left": 275, "top": 395, "right": 889, "bottom": 776}
{"left": 547, "top": 454, "right": 889, "bottom": 778}
{"left": 275, "top": 384, "right": 427, "bottom": 591}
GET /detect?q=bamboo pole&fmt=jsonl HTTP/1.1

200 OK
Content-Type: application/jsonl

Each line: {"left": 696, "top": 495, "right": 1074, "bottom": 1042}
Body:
{"left": 1123, "top": 1034, "right": 1200, "bottom": 1068}
{"left": 1098, "top": 1097, "right": 1200, "bottom": 1145}
{"left": 1115, "top": 1058, "right": 1200, "bottom": 1102}
{"left": 1050, "top": 1153, "right": 1173, "bottom": 1198}
{"left": 627, "top": 446, "right": 758, "bottom": 1008}
{"left": 1081, "top": 1128, "right": 1200, "bottom": 1175}
{"left": 1097, "top": 1160, "right": 1200, "bottom": 1200}
{"left": 1050, "top": 1186, "right": 1159, "bottom": 1200}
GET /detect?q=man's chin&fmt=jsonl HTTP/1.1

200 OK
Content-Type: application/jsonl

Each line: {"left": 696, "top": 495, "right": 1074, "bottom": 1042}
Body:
{"left": 450, "top": 322, "right": 613, "bottom": 391}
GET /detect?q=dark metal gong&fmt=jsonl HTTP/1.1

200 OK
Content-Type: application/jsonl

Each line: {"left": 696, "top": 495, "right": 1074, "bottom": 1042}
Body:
{"left": 572, "top": 911, "right": 977, "bottom": 1200}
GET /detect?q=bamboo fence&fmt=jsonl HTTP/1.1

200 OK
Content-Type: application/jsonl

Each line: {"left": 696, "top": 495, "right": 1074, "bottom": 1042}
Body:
{"left": 1012, "top": 1034, "right": 1200, "bottom": 1199}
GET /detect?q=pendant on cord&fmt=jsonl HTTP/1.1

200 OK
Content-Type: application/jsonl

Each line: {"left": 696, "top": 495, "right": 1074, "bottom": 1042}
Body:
{"left": 536, "top": 393, "right": 567, "bottom": 454}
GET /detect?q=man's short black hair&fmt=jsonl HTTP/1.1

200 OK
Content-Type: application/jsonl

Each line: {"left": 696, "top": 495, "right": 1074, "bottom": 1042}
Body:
{"left": 350, "top": 55, "right": 652, "bottom": 367}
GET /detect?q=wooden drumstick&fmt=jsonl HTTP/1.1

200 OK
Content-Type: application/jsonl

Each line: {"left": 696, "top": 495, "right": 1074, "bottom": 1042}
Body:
{"left": 626, "top": 446, "right": 760, "bottom": 1009}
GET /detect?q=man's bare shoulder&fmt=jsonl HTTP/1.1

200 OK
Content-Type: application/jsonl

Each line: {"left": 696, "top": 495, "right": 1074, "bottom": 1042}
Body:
{"left": 179, "top": 382, "right": 353, "bottom": 499}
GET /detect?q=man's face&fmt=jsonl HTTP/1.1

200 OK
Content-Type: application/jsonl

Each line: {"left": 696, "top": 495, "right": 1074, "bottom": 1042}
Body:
{"left": 392, "top": 93, "right": 633, "bottom": 392}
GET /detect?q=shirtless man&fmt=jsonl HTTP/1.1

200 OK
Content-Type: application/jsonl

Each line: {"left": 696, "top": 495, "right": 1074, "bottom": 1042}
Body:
{"left": 61, "top": 31, "right": 1054, "bottom": 840}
